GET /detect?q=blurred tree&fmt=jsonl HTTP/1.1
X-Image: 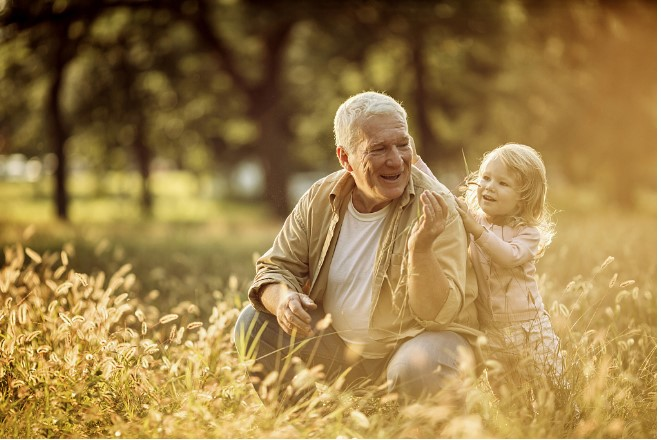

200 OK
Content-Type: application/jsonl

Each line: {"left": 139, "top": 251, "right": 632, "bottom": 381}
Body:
{"left": 0, "top": 0, "right": 655, "bottom": 220}
{"left": 463, "top": 0, "right": 656, "bottom": 207}
{"left": 0, "top": 1, "right": 99, "bottom": 219}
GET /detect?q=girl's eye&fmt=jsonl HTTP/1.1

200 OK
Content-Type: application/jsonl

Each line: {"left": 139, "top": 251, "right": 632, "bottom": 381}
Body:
{"left": 500, "top": 181, "right": 508, "bottom": 187}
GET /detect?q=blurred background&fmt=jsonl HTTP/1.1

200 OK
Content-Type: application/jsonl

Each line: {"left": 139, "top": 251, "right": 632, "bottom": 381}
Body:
{"left": 0, "top": 0, "right": 656, "bottom": 312}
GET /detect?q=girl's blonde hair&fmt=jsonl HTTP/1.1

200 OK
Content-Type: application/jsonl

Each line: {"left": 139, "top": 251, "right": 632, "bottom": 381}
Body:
{"left": 464, "top": 143, "right": 556, "bottom": 256}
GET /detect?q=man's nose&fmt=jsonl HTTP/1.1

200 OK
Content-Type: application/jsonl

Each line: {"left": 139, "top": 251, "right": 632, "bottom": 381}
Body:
{"left": 385, "top": 146, "right": 404, "bottom": 167}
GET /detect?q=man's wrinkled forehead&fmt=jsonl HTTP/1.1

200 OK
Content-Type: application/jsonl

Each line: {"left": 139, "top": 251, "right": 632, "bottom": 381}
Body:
{"left": 356, "top": 112, "right": 408, "bottom": 132}
{"left": 351, "top": 114, "right": 407, "bottom": 150}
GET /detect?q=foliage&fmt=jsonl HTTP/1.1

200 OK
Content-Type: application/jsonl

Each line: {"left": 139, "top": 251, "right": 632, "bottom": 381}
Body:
{"left": 0, "top": 0, "right": 655, "bottom": 217}
{"left": 0, "top": 205, "right": 656, "bottom": 438}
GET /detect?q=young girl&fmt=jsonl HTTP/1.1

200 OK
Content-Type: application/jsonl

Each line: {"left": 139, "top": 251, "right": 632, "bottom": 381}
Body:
{"left": 453, "top": 142, "right": 564, "bottom": 395}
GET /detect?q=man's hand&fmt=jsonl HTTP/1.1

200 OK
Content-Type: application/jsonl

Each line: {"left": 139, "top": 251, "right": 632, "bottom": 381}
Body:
{"left": 454, "top": 196, "right": 483, "bottom": 239}
{"left": 408, "top": 190, "right": 448, "bottom": 254}
{"left": 265, "top": 284, "right": 317, "bottom": 337}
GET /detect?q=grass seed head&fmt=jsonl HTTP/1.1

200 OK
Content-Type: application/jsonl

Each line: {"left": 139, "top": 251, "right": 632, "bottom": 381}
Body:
{"left": 25, "top": 247, "right": 42, "bottom": 264}
{"left": 159, "top": 314, "right": 179, "bottom": 325}
{"left": 599, "top": 255, "right": 615, "bottom": 272}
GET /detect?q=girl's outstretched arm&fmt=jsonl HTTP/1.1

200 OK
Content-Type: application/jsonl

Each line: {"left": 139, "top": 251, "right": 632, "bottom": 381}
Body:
{"left": 455, "top": 196, "right": 539, "bottom": 267}
{"left": 472, "top": 227, "right": 540, "bottom": 268}
{"left": 410, "top": 136, "right": 439, "bottom": 181}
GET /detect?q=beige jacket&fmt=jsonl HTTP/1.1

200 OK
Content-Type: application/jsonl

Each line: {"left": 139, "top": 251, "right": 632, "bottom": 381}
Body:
{"left": 248, "top": 167, "right": 482, "bottom": 351}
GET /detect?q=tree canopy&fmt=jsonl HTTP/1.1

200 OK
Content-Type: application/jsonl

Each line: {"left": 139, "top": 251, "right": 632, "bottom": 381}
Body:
{"left": 0, "top": 0, "right": 656, "bottom": 218}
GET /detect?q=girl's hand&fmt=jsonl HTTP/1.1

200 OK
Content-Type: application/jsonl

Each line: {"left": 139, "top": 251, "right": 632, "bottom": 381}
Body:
{"left": 408, "top": 190, "right": 448, "bottom": 254}
{"left": 454, "top": 196, "right": 484, "bottom": 239}
{"left": 409, "top": 135, "right": 418, "bottom": 159}
{"left": 409, "top": 134, "right": 425, "bottom": 166}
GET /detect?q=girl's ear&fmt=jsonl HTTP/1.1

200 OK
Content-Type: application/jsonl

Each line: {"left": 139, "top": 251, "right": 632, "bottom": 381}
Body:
{"left": 336, "top": 146, "right": 353, "bottom": 172}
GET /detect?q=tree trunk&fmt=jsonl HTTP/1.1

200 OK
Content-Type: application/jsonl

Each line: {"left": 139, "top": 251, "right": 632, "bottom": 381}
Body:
{"left": 248, "top": 22, "right": 295, "bottom": 219}
{"left": 133, "top": 114, "right": 153, "bottom": 217}
{"left": 47, "top": 24, "right": 70, "bottom": 221}
{"left": 253, "top": 99, "right": 290, "bottom": 218}
{"left": 410, "top": 28, "right": 440, "bottom": 162}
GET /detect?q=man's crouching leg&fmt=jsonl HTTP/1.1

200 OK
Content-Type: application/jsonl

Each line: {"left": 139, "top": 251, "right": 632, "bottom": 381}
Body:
{"left": 386, "top": 331, "right": 473, "bottom": 401}
{"left": 233, "top": 304, "right": 361, "bottom": 406}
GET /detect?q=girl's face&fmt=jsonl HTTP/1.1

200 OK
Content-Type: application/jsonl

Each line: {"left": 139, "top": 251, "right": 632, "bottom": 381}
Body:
{"left": 477, "top": 157, "right": 521, "bottom": 225}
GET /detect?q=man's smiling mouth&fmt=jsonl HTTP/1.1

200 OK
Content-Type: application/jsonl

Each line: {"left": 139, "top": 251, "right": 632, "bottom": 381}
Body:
{"left": 381, "top": 173, "right": 401, "bottom": 181}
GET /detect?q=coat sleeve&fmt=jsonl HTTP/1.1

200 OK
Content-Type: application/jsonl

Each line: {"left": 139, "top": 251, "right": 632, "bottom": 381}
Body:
{"left": 247, "top": 188, "right": 313, "bottom": 313}
{"left": 410, "top": 192, "right": 467, "bottom": 329}
{"left": 473, "top": 225, "right": 540, "bottom": 268}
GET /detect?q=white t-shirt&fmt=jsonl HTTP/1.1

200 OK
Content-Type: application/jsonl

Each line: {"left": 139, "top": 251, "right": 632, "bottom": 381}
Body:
{"left": 323, "top": 196, "right": 391, "bottom": 359}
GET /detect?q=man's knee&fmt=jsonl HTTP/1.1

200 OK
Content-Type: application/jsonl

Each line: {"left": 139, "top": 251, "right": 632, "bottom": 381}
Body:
{"left": 387, "top": 351, "right": 456, "bottom": 399}
{"left": 386, "top": 331, "right": 473, "bottom": 399}
{"left": 233, "top": 305, "right": 267, "bottom": 358}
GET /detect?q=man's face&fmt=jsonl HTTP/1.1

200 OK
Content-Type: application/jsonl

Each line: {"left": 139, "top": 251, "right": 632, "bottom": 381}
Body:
{"left": 337, "top": 113, "right": 413, "bottom": 213}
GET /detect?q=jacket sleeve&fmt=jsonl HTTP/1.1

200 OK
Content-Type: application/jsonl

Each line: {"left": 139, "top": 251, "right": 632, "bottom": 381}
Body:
{"left": 410, "top": 194, "right": 466, "bottom": 329}
{"left": 473, "top": 225, "right": 540, "bottom": 268}
{"left": 247, "top": 189, "right": 313, "bottom": 313}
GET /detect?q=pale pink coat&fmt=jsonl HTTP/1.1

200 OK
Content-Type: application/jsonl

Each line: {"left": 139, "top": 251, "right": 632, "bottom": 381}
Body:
{"left": 470, "top": 213, "right": 546, "bottom": 323}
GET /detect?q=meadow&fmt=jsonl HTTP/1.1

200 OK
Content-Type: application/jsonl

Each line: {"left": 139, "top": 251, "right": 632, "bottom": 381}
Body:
{"left": 0, "top": 176, "right": 656, "bottom": 438}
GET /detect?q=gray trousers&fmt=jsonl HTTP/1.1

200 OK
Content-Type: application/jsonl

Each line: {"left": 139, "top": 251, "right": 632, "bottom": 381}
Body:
{"left": 233, "top": 304, "right": 473, "bottom": 401}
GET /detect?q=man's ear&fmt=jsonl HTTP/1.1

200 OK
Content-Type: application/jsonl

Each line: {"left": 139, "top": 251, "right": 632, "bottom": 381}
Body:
{"left": 336, "top": 146, "right": 353, "bottom": 172}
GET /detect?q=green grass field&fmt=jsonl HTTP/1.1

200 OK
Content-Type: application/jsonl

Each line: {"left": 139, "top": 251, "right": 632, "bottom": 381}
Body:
{"left": 0, "top": 178, "right": 656, "bottom": 438}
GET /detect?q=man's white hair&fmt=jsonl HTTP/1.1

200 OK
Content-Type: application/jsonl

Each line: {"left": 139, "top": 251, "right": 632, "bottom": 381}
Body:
{"left": 334, "top": 91, "right": 408, "bottom": 153}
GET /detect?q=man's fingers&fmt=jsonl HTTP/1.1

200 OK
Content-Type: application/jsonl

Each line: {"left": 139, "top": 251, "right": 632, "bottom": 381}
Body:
{"left": 281, "top": 294, "right": 314, "bottom": 336}
{"left": 288, "top": 296, "right": 312, "bottom": 324}
{"left": 288, "top": 314, "right": 310, "bottom": 332}
{"left": 421, "top": 191, "right": 449, "bottom": 226}
{"left": 423, "top": 202, "right": 433, "bottom": 220}
{"left": 300, "top": 295, "right": 317, "bottom": 310}
{"left": 428, "top": 191, "right": 447, "bottom": 216}
{"left": 275, "top": 293, "right": 314, "bottom": 336}
{"left": 434, "top": 192, "right": 448, "bottom": 215}
{"left": 280, "top": 311, "right": 311, "bottom": 336}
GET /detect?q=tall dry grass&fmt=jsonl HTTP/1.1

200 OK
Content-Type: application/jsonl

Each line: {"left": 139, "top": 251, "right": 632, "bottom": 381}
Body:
{"left": 0, "top": 211, "right": 656, "bottom": 438}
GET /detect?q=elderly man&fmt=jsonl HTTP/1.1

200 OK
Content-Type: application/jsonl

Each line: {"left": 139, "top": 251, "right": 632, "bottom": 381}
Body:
{"left": 234, "top": 91, "right": 480, "bottom": 402}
